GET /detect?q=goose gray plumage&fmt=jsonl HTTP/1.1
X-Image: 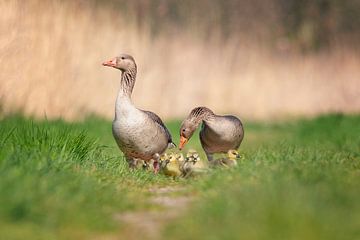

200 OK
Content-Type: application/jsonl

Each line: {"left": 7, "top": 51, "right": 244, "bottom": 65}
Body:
{"left": 103, "top": 54, "right": 175, "bottom": 172}
{"left": 179, "top": 107, "right": 244, "bottom": 162}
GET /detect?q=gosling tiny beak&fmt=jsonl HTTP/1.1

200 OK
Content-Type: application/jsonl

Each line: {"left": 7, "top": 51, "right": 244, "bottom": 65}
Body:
{"left": 179, "top": 136, "right": 188, "bottom": 150}
{"left": 102, "top": 58, "right": 117, "bottom": 67}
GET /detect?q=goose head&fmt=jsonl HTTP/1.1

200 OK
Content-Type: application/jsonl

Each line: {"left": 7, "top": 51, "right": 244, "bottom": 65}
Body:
{"left": 179, "top": 107, "right": 214, "bottom": 150}
{"left": 102, "top": 54, "right": 136, "bottom": 72}
{"left": 179, "top": 119, "right": 198, "bottom": 150}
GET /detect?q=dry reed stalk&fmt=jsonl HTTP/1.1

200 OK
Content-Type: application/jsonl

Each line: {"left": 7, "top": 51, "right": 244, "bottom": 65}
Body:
{"left": 0, "top": 1, "right": 359, "bottom": 120}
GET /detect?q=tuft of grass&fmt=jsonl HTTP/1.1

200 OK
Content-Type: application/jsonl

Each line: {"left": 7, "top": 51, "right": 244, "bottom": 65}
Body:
{"left": 0, "top": 115, "right": 170, "bottom": 239}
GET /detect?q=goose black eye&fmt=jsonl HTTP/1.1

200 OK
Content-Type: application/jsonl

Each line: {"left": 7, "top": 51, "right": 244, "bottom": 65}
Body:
{"left": 182, "top": 129, "right": 186, "bottom": 132}
{"left": 121, "top": 56, "right": 125, "bottom": 60}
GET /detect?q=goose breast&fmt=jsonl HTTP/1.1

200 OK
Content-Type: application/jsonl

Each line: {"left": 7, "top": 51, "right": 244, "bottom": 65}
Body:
{"left": 112, "top": 110, "right": 168, "bottom": 160}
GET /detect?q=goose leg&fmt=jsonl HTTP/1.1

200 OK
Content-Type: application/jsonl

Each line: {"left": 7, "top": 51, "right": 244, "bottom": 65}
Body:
{"left": 206, "top": 152, "right": 214, "bottom": 162}
{"left": 152, "top": 153, "right": 160, "bottom": 174}
{"left": 206, "top": 152, "right": 219, "bottom": 168}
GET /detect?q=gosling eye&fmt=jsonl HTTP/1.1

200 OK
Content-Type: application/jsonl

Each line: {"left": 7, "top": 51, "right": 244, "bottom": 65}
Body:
{"left": 182, "top": 129, "right": 186, "bottom": 132}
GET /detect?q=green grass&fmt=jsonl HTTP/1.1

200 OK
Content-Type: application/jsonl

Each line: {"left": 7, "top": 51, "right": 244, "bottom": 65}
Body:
{"left": 0, "top": 115, "right": 170, "bottom": 239}
{"left": 163, "top": 114, "right": 360, "bottom": 240}
{"left": 0, "top": 113, "right": 359, "bottom": 239}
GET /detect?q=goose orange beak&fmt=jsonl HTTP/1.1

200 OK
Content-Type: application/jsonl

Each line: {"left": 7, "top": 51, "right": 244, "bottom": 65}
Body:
{"left": 179, "top": 136, "right": 188, "bottom": 150}
{"left": 102, "top": 58, "right": 117, "bottom": 67}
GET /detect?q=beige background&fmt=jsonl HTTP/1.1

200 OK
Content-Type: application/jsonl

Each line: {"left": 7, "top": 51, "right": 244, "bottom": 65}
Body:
{"left": 1, "top": 1, "right": 359, "bottom": 120}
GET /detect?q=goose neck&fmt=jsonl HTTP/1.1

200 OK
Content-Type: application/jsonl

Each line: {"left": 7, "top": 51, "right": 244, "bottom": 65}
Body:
{"left": 119, "top": 68, "right": 137, "bottom": 97}
{"left": 114, "top": 68, "right": 137, "bottom": 120}
{"left": 189, "top": 107, "right": 215, "bottom": 125}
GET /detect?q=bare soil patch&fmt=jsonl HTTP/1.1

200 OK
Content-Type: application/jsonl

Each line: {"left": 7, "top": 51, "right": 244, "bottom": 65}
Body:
{"left": 114, "top": 186, "right": 192, "bottom": 240}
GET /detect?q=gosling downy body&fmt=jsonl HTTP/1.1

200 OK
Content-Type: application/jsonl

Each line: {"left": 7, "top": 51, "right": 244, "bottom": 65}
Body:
{"left": 160, "top": 153, "right": 182, "bottom": 177}
{"left": 179, "top": 107, "right": 244, "bottom": 163}
{"left": 210, "top": 149, "right": 240, "bottom": 168}
{"left": 103, "top": 54, "right": 175, "bottom": 172}
{"left": 180, "top": 149, "right": 209, "bottom": 178}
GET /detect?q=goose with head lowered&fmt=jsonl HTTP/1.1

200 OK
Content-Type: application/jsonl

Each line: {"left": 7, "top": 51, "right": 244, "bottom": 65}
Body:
{"left": 103, "top": 54, "right": 175, "bottom": 173}
{"left": 179, "top": 107, "right": 244, "bottom": 164}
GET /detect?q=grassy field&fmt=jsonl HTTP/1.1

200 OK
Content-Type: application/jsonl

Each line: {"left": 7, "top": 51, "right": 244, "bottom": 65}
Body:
{"left": 0, "top": 114, "right": 359, "bottom": 239}
{"left": 164, "top": 114, "right": 360, "bottom": 240}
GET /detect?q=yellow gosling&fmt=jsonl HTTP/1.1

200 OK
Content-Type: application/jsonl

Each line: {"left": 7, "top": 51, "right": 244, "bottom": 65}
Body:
{"left": 161, "top": 154, "right": 182, "bottom": 177}
{"left": 210, "top": 149, "right": 239, "bottom": 168}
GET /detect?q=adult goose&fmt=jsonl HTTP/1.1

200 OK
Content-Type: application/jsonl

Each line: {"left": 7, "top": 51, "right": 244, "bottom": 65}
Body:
{"left": 179, "top": 107, "right": 244, "bottom": 163}
{"left": 103, "top": 54, "right": 175, "bottom": 172}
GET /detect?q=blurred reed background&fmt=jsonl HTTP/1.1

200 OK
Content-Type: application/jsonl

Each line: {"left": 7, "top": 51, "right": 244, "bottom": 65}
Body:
{"left": 0, "top": 0, "right": 359, "bottom": 120}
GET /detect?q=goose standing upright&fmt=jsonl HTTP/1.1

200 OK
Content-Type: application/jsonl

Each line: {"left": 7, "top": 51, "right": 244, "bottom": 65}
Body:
{"left": 102, "top": 54, "right": 175, "bottom": 172}
{"left": 179, "top": 107, "right": 244, "bottom": 163}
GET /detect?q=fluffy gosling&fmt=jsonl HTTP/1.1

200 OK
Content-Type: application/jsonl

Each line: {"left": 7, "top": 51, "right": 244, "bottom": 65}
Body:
{"left": 161, "top": 153, "right": 182, "bottom": 177}
{"left": 210, "top": 149, "right": 240, "bottom": 168}
{"left": 180, "top": 149, "right": 209, "bottom": 178}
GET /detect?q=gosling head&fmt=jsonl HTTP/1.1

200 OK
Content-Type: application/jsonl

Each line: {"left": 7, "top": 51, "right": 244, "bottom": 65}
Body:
{"left": 186, "top": 149, "right": 198, "bottom": 158}
{"left": 227, "top": 150, "right": 240, "bottom": 160}
{"left": 179, "top": 119, "right": 198, "bottom": 150}
{"left": 160, "top": 153, "right": 169, "bottom": 162}
{"left": 164, "top": 154, "right": 180, "bottom": 168}
{"left": 102, "top": 54, "right": 136, "bottom": 72}
{"left": 175, "top": 153, "right": 185, "bottom": 162}
{"left": 186, "top": 149, "right": 200, "bottom": 163}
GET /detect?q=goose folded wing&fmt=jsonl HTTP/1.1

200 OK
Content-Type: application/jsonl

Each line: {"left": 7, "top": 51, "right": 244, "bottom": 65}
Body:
{"left": 142, "top": 110, "right": 176, "bottom": 148}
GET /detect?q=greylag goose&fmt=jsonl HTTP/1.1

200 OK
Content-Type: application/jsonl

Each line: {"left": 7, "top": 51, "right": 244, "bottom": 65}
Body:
{"left": 102, "top": 54, "right": 175, "bottom": 172}
{"left": 179, "top": 107, "right": 244, "bottom": 163}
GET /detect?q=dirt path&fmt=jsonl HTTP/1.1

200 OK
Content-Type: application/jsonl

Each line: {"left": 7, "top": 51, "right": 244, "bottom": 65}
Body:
{"left": 114, "top": 186, "right": 193, "bottom": 240}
